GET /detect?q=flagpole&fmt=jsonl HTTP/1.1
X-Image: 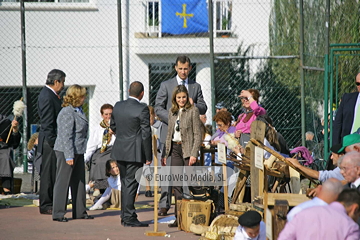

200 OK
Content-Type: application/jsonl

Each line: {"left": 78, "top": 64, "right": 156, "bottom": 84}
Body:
{"left": 208, "top": 0, "right": 216, "bottom": 134}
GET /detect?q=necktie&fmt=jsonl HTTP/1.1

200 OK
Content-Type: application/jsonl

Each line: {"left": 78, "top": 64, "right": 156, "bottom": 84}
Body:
{"left": 352, "top": 102, "right": 360, "bottom": 133}
{"left": 56, "top": 94, "right": 60, "bottom": 99}
{"left": 351, "top": 183, "right": 357, "bottom": 189}
{"left": 181, "top": 80, "right": 185, "bottom": 86}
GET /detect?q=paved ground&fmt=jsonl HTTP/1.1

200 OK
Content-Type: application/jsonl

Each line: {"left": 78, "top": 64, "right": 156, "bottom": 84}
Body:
{"left": 0, "top": 173, "right": 202, "bottom": 240}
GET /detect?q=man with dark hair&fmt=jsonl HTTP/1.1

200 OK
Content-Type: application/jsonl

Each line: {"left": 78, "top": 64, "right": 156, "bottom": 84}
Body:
{"left": 128, "top": 81, "right": 144, "bottom": 97}
{"left": 110, "top": 81, "right": 152, "bottom": 227}
{"left": 234, "top": 210, "right": 266, "bottom": 240}
{"left": 155, "top": 55, "right": 207, "bottom": 216}
{"left": 37, "top": 69, "right": 66, "bottom": 215}
{"left": 279, "top": 189, "right": 360, "bottom": 239}
{"left": 333, "top": 73, "right": 360, "bottom": 145}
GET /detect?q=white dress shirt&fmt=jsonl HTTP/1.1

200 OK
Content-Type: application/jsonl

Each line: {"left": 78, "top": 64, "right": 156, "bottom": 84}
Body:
{"left": 234, "top": 221, "right": 266, "bottom": 240}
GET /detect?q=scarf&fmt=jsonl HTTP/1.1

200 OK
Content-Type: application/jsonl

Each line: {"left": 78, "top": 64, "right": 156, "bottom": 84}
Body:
{"left": 100, "top": 120, "right": 111, "bottom": 153}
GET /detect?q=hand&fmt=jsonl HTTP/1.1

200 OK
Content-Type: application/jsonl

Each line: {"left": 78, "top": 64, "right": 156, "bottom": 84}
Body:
{"left": 232, "top": 145, "right": 243, "bottom": 155}
{"left": 67, "top": 159, "right": 74, "bottom": 166}
{"left": 235, "top": 130, "right": 242, "bottom": 138}
{"left": 189, "top": 97, "right": 194, "bottom": 105}
{"left": 11, "top": 120, "right": 19, "bottom": 133}
{"left": 108, "top": 128, "right": 114, "bottom": 135}
{"left": 239, "top": 90, "right": 252, "bottom": 99}
{"left": 307, "top": 185, "right": 321, "bottom": 198}
{"left": 287, "top": 158, "right": 301, "bottom": 168}
{"left": 135, "top": 193, "right": 139, "bottom": 201}
{"left": 189, "top": 156, "right": 197, "bottom": 166}
{"left": 211, "top": 140, "right": 220, "bottom": 145}
{"left": 161, "top": 157, "right": 166, "bottom": 166}
{"left": 145, "top": 160, "right": 152, "bottom": 165}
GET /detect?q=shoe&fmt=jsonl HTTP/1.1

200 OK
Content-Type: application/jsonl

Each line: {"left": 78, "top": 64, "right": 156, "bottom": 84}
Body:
{"left": 3, "top": 191, "right": 12, "bottom": 195}
{"left": 145, "top": 190, "right": 153, "bottom": 197}
{"left": 168, "top": 220, "right": 178, "bottom": 228}
{"left": 182, "top": 192, "right": 194, "bottom": 200}
{"left": 53, "top": 217, "right": 68, "bottom": 222}
{"left": 40, "top": 209, "right": 53, "bottom": 215}
{"left": 80, "top": 214, "right": 94, "bottom": 219}
{"left": 123, "top": 219, "right": 149, "bottom": 227}
{"left": 158, "top": 208, "right": 168, "bottom": 216}
{"left": 89, "top": 205, "right": 103, "bottom": 211}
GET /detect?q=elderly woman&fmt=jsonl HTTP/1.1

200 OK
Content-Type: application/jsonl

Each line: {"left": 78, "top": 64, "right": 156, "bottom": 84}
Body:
{"left": 211, "top": 111, "right": 236, "bottom": 147}
{"left": 84, "top": 104, "right": 115, "bottom": 196}
{"left": 164, "top": 85, "right": 202, "bottom": 227}
{"left": 235, "top": 89, "right": 266, "bottom": 139}
{"left": 52, "top": 84, "right": 93, "bottom": 222}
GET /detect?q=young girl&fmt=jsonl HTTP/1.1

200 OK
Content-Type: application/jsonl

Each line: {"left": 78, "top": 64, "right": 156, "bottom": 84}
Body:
{"left": 89, "top": 160, "right": 139, "bottom": 210}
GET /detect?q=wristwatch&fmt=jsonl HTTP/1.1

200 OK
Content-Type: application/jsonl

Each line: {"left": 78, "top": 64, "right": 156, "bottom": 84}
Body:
{"left": 247, "top": 96, "right": 253, "bottom": 101}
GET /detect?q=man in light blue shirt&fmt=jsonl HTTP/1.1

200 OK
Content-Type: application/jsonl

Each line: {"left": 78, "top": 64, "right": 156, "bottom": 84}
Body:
{"left": 287, "top": 143, "right": 345, "bottom": 182}
{"left": 287, "top": 178, "right": 343, "bottom": 221}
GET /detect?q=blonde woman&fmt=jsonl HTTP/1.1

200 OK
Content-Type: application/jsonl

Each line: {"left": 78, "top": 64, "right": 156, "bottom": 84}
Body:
{"left": 52, "top": 84, "right": 93, "bottom": 222}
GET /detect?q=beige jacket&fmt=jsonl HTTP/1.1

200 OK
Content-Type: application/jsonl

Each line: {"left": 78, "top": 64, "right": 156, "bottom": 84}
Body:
{"left": 165, "top": 106, "right": 202, "bottom": 159}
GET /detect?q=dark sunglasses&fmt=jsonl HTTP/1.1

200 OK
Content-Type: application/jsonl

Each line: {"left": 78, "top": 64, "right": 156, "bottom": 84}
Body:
{"left": 356, "top": 82, "right": 360, "bottom": 86}
{"left": 176, "top": 120, "right": 180, "bottom": 132}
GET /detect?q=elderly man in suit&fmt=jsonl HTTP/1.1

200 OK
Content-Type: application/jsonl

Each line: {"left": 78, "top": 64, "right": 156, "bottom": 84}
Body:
{"left": 333, "top": 73, "right": 360, "bottom": 145}
{"left": 155, "top": 55, "right": 207, "bottom": 216}
{"left": 111, "top": 81, "right": 152, "bottom": 227}
{"left": 37, "top": 69, "right": 65, "bottom": 215}
{"left": 52, "top": 85, "right": 92, "bottom": 222}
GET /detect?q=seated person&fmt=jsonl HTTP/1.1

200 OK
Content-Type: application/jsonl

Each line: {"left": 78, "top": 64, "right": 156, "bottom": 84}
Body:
{"left": 85, "top": 104, "right": 116, "bottom": 196}
{"left": 234, "top": 210, "right": 266, "bottom": 240}
{"left": 234, "top": 89, "right": 266, "bottom": 142}
{"left": 89, "top": 160, "right": 139, "bottom": 210}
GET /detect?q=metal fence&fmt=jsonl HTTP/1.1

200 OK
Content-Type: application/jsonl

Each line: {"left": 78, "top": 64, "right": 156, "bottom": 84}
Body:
{"left": 1, "top": 0, "right": 359, "bottom": 171}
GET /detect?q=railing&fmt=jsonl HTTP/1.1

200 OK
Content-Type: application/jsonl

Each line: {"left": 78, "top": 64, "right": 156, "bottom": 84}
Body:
{"left": 144, "top": 0, "right": 233, "bottom": 38}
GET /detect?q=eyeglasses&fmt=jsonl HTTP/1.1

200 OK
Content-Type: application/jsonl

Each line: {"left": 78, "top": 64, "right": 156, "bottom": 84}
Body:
{"left": 356, "top": 82, "right": 360, "bottom": 86}
{"left": 176, "top": 120, "right": 180, "bottom": 132}
{"left": 240, "top": 97, "right": 249, "bottom": 102}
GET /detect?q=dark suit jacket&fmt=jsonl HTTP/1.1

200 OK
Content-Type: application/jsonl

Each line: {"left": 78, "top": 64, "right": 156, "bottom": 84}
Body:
{"left": 155, "top": 77, "right": 207, "bottom": 147}
{"left": 37, "top": 86, "right": 62, "bottom": 153}
{"left": 110, "top": 98, "right": 152, "bottom": 163}
{"left": 333, "top": 92, "right": 359, "bottom": 145}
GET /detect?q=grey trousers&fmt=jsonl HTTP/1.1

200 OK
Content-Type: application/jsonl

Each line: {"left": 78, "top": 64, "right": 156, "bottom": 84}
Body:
{"left": 52, "top": 151, "right": 87, "bottom": 219}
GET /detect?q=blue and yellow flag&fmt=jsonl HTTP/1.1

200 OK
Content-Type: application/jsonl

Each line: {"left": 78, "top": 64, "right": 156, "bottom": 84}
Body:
{"left": 162, "top": 0, "right": 208, "bottom": 35}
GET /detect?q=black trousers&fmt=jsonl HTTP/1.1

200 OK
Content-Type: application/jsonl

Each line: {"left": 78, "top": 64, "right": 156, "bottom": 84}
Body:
{"left": 39, "top": 140, "right": 57, "bottom": 212}
{"left": 170, "top": 143, "right": 190, "bottom": 217}
{"left": 118, "top": 161, "right": 143, "bottom": 223}
{"left": 1, "top": 177, "right": 12, "bottom": 191}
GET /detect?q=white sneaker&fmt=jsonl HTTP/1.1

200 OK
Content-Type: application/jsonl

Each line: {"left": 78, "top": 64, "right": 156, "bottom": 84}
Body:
{"left": 89, "top": 205, "right": 103, "bottom": 211}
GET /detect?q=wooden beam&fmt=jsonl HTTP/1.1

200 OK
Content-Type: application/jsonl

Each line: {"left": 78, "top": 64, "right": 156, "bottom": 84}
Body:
{"left": 250, "top": 121, "right": 265, "bottom": 201}
{"left": 273, "top": 200, "right": 289, "bottom": 240}
{"left": 231, "top": 170, "right": 249, "bottom": 204}
{"left": 267, "top": 193, "right": 309, "bottom": 206}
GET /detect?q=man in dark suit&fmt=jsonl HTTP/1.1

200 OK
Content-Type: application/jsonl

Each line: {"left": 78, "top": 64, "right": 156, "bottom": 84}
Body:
{"left": 155, "top": 55, "right": 207, "bottom": 216}
{"left": 110, "top": 81, "right": 152, "bottom": 227}
{"left": 332, "top": 73, "right": 360, "bottom": 145}
{"left": 37, "top": 69, "right": 65, "bottom": 214}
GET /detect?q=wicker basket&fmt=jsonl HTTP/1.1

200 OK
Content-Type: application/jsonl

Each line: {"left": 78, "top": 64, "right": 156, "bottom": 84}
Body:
{"left": 203, "top": 214, "right": 239, "bottom": 240}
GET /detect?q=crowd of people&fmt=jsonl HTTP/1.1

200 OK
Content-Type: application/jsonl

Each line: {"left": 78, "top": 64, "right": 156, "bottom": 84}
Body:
{"left": 1, "top": 57, "right": 360, "bottom": 239}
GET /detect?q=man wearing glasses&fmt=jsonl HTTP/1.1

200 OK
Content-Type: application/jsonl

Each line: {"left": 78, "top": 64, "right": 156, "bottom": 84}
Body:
{"left": 333, "top": 73, "right": 360, "bottom": 145}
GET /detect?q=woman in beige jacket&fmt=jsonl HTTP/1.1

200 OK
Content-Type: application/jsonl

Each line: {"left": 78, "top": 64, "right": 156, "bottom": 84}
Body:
{"left": 163, "top": 85, "right": 203, "bottom": 227}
